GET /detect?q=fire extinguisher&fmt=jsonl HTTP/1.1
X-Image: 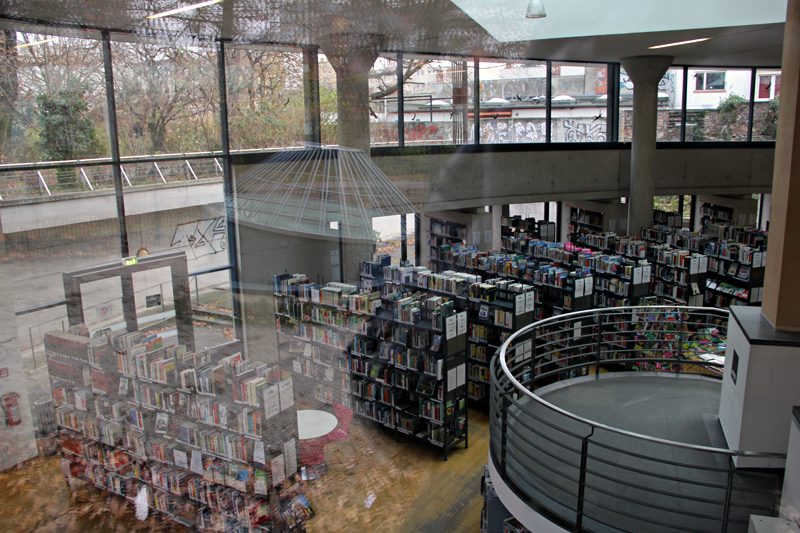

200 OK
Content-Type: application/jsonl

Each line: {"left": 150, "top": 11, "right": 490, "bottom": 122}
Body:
{"left": 2, "top": 392, "right": 21, "bottom": 427}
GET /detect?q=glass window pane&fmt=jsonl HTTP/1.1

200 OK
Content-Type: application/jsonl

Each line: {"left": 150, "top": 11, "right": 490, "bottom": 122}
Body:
{"left": 122, "top": 157, "right": 229, "bottom": 273}
{"left": 402, "top": 55, "right": 473, "bottom": 145}
{"left": 226, "top": 46, "right": 305, "bottom": 151}
{"left": 753, "top": 68, "right": 781, "bottom": 141}
{"left": 369, "top": 54, "right": 399, "bottom": 147}
{"left": 0, "top": 30, "right": 107, "bottom": 166}
{"left": 686, "top": 68, "right": 751, "bottom": 142}
{"left": 112, "top": 37, "right": 219, "bottom": 156}
{"left": 551, "top": 62, "right": 608, "bottom": 142}
{"left": 619, "top": 66, "right": 683, "bottom": 142}
{"left": 318, "top": 54, "right": 338, "bottom": 146}
{"left": 478, "top": 59, "right": 546, "bottom": 144}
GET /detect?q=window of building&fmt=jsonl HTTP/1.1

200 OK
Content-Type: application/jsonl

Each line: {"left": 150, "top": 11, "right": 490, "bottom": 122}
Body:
{"left": 694, "top": 71, "right": 726, "bottom": 91}
{"left": 551, "top": 62, "right": 609, "bottom": 143}
{"left": 757, "top": 73, "right": 781, "bottom": 100}
{"left": 477, "top": 59, "right": 547, "bottom": 144}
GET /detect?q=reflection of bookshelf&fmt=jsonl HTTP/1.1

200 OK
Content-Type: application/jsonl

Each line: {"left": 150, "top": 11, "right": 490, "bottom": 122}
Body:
{"left": 273, "top": 273, "right": 380, "bottom": 408}
{"left": 653, "top": 209, "right": 682, "bottom": 228}
{"left": 501, "top": 216, "right": 556, "bottom": 252}
{"left": 466, "top": 279, "right": 535, "bottom": 404}
{"left": 429, "top": 217, "right": 467, "bottom": 273}
{"left": 700, "top": 202, "right": 734, "bottom": 225}
{"left": 354, "top": 262, "right": 470, "bottom": 459}
{"left": 47, "top": 328, "right": 307, "bottom": 531}
{"left": 568, "top": 207, "right": 603, "bottom": 244}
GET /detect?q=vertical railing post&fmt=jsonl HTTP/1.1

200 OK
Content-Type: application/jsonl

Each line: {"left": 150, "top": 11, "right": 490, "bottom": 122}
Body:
{"left": 594, "top": 310, "right": 603, "bottom": 378}
{"left": 676, "top": 309, "right": 685, "bottom": 375}
{"left": 29, "top": 326, "right": 36, "bottom": 369}
{"left": 721, "top": 463, "right": 735, "bottom": 533}
{"left": 500, "top": 390, "right": 509, "bottom": 477}
{"left": 576, "top": 429, "right": 594, "bottom": 532}
{"left": 36, "top": 170, "right": 52, "bottom": 196}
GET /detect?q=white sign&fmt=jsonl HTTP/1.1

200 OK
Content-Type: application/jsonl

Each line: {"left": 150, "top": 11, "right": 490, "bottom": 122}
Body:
{"left": 264, "top": 385, "right": 280, "bottom": 419}
{"left": 253, "top": 440, "right": 266, "bottom": 465}
{"left": 515, "top": 293, "right": 526, "bottom": 315}
{"left": 445, "top": 315, "right": 458, "bottom": 340}
{"left": 279, "top": 378, "right": 294, "bottom": 410}
{"left": 642, "top": 265, "right": 652, "bottom": 284}
{"left": 524, "top": 291, "right": 535, "bottom": 313}
{"left": 271, "top": 454, "right": 286, "bottom": 486}
{"left": 284, "top": 438, "right": 298, "bottom": 477}
{"left": 575, "top": 278, "right": 585, "bottom": 298}
{"left": 457, "top": 311, "right": 467, "bottom": 336}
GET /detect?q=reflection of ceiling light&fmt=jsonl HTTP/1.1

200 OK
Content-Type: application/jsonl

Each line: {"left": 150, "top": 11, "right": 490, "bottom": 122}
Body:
{"left": 146, "top": 0, "right": 223, "bottom": 20}
{"left": 17, "top": 38, "right": 57, "bottom": 49}
{"left": 526, "top": 0, "right": 546, "bottom": 18}
{"left": 649, "top": 37, "right": 710, "bottom": 49}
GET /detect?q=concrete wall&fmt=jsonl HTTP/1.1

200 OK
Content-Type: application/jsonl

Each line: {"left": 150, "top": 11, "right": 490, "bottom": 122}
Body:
{"left": 0, "top": 179, "right": 222, "bottom": 235}
{"left": 236, "top": 223, "right": 374, "bottom": 365}
{"left": 371, "top": 146, "right": 774, "bottom": 212}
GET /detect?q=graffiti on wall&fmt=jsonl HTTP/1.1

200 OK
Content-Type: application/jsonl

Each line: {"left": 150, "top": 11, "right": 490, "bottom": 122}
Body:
{"left": 562, "top": 119, "right": 607, "bottom": 142}
{"left": 480, "top": 120, "right": 546, "bottom": 143}
{"left": 171, "top": 217, "right": 227, "bottom": 259}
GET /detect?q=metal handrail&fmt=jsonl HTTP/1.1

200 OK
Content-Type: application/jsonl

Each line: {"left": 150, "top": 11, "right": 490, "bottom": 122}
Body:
{"left": 496, "top": 305, "right": 784, "bottom": 459}
{"left": 490, "top": 305, "right": 785, "bottom": 532}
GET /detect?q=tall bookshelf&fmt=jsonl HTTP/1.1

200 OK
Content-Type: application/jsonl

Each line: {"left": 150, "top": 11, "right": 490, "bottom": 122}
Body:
{"left": 466, "top": 279, "right": 535, "bottom": 404}
{"left": 648, "top": 244, "right": 708, "bottom": 306}
{"left": 429, "top": 217, "right": 467, "bottom": 273}
{"left": 703, "top": 240, "right": 766, "bottom": 307}
{"left": 366, "top": 263, "right": 470, "bottom": 459}
{"left": 47, "top": 329, "right": 310, "bottom": 531}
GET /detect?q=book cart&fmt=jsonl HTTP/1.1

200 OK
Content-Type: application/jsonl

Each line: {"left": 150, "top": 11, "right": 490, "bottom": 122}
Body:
{"left": 48, "top": 252, "right": 313, "bottom": 532}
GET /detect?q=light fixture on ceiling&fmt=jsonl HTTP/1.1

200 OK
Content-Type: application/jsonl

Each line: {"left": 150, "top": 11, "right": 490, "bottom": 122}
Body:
{"left": 526, "top": 0, "right": 546, "bottom": 19}
{"left": 16, "top": 38, "right": 57, "bottom": 49}
{"left": 649, "top": 37, "right": 710, "bottom": 50}
{"left": 146, "top": 0, "right": 223, "bottom": 20}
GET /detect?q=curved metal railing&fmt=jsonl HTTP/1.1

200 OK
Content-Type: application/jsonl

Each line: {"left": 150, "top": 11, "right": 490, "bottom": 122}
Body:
{"left": 490, "top": 305, "right": 785, "bottom": 533}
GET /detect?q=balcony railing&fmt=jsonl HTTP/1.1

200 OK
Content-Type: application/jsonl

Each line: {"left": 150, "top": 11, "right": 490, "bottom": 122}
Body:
{"left": 0, "top": 156, "right": 224, "bottom": 202}
{"left": 489, "top": 306, "right": 785, "bottom": 532}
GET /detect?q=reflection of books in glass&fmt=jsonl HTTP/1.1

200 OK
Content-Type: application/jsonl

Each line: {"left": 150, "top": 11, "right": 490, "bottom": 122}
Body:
{"left": 430, "top": 335, "right": 442, "bottom": 352}
{"left": 282, "top": 494, "right": 315, "bottom": 527}
{"left": 416, "top": 374, "right": 436, "bottom": 396}
{"left": 155, "top": 412, "right": 169, "bottom": 434}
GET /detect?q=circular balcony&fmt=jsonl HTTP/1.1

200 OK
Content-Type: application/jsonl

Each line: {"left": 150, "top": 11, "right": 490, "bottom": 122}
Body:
{"left": 489, "top": 306, "right": 785, "bottom": 533}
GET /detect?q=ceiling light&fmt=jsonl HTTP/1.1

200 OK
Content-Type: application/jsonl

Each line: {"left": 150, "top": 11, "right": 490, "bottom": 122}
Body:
{"left": 526, "top": 0, "right": 546, "bottom": 19}
{"left": 146, "top": 0, "right": 223, "bottom": 20}
{"left": 649, "top": 37, "right": 710, "bottom": 50}
{"left": 16, "top": 38, "right": 57, "bottom": 49}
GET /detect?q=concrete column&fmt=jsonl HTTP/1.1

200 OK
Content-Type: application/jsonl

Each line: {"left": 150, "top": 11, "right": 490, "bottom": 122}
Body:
{"left": 763, "top": 0, "right": 800, "bottom": 331}
{"left": 302, "top": 46, "right": 321, "bottom": 145}
{"left": 621, "top": 56, "right": 673, "bottom": 236}
{"left": 492, "top": 205, "right": 503, "bottom": 250}
{"left": 319, "top": 33, "right": 384, "bottom": 154}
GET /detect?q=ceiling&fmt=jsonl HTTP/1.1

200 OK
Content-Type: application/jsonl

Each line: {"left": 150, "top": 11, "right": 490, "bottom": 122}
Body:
{"left": 0, "top": 0, "right": 787, "bottom": 66}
